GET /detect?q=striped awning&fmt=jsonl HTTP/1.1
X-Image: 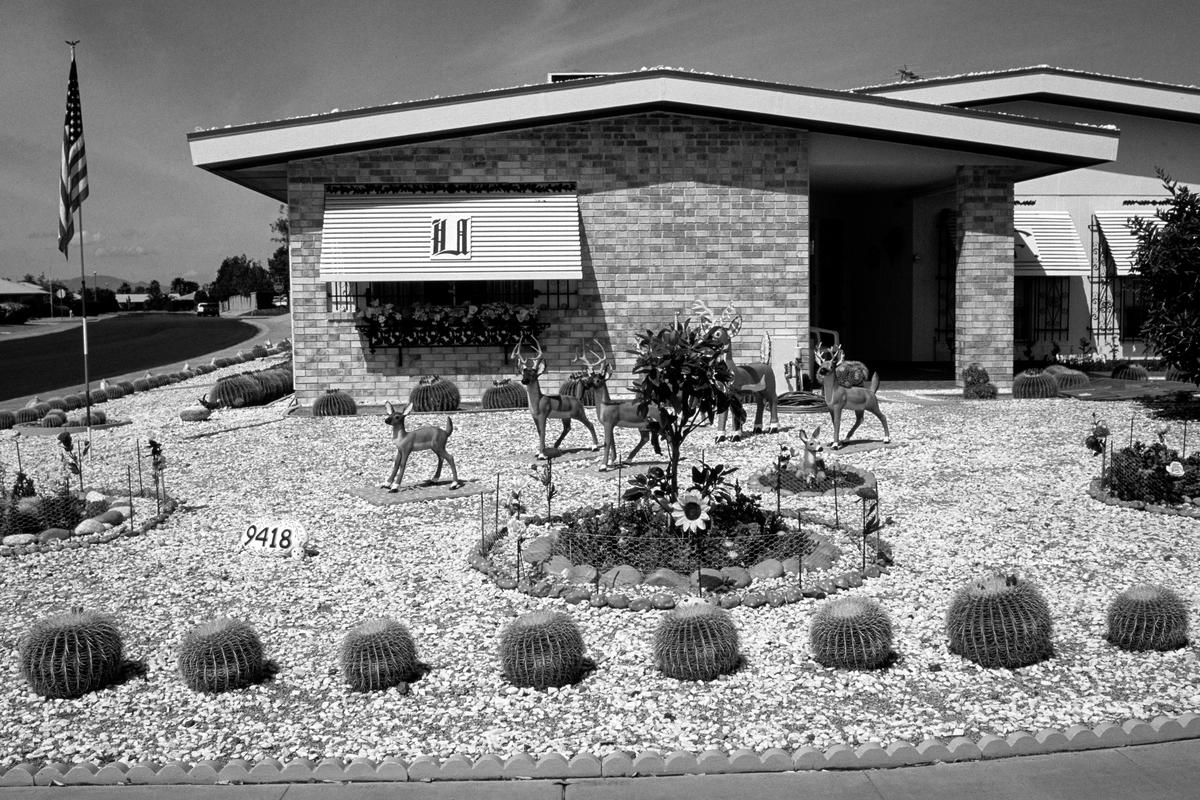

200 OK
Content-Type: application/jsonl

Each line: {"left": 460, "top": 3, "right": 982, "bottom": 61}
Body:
{"left": 1093, "top": 211, "right": 1155, "bottom": 276}
{"left": 1013, "top": 210, "right": 1089, "bottom": 277}
{"left": 319, "top": 189, "right": 583, "bottom": 282}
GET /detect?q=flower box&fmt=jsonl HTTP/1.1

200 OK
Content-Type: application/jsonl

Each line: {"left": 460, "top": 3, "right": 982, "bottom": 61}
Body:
{"left": 353, "top": 302, "right": 547, "bottom": 363}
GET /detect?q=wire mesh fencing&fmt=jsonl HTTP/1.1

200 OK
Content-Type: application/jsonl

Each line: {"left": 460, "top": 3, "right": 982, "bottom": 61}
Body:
{"left": 1093, "top": 412, "right": 1199, "bottom": 505}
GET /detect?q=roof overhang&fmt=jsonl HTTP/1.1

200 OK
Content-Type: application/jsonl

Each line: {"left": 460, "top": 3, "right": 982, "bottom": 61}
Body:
{"left": 858, "top": 67, "right": 1200, "bottom": 124}
{"left": 188, "top": 69, "right": 1119, "bottom": 202}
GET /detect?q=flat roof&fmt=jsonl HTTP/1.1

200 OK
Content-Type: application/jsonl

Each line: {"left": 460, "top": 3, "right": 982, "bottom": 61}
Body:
{"left": 188, "top": 67, "right": 1119, "bottom": 201}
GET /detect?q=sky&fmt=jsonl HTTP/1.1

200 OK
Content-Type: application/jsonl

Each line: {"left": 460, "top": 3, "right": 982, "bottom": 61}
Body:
{"left": 3, "top": 0, "right": 1199, "bottom": 288}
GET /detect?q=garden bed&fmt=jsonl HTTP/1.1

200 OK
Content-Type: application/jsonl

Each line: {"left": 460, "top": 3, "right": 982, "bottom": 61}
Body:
{"left": 1, "top": 395, "right": 1199, "bottom": 770}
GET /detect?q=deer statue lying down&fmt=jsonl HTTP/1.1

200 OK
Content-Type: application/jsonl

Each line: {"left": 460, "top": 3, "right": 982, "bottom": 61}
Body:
{"left": 815, "top": 345, "right": 890, "bottom": 450}
{"left": 692, "top": 300, "right": 780, "bottom": 442}
{"left": 379, "top": 401, "right": 462, "bottom": 492}
{"left": 512, "top": 334, "right": 600, "bottom": 458}
{"left": 574, "top": 340, "right": 662, "bottom": 470}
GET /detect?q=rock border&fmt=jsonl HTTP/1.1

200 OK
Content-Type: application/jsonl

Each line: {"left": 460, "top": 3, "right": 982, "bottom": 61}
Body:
{"left": 2, "top": 715, "right": 1197, "bottom": 786}
{"left": 1088, "top": 478, "right": 1200, "bottom": 519}
{"left": 0, "top": 491, "right": 178, "bottom": 558}
{"left": 11, "top": 419, "right": 133, "bottom": 436}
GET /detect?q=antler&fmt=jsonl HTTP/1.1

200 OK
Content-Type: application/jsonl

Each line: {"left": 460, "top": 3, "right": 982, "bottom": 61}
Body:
{"left": 510, "top": 333, "right": 527, "bottom": 367}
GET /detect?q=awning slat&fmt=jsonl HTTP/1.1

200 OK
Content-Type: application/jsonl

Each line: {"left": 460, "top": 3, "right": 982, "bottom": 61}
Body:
{"left": 1093, "top": 210, "right": 1156, "bottom": 276}
{"left": 1013, "top": 210, "right": 1089, "bottom": 277}
{"left": 319, "top": 192, "right": 583, "bottom": 282}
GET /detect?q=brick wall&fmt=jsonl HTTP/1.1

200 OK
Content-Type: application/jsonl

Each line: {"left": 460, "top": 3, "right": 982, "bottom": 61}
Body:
{"left": 287, "top": 112, "right": 810, "bottom": 407}
{"left": 955, "top": 166, "right": 1016, "bottom": 390}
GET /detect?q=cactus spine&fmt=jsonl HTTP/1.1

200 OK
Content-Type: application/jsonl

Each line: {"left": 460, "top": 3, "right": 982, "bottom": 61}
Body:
{"left": 313, "top": 388, "right": 357, "bottom": 416}
{"left": 499, "top": 610, "right": 590, "bottom": 689}
{"left": 20, "top": 609, "right": 124, "bottom": 698}
{"left": 340, "top": 617, "right": 423, "bottom": 692}
{"left": 177, "top": 618, "right": 266, "bottom": 693}
{"left": 654, "top": 602, "right": 741, "bottom": 680}
{"left": 1106, "top": 584, "right": 1189, "bottom": 652}
{"left": 409, "top": 375, "right": 461, "bottom": 412}
{"left": 809, "top": 596, "right": 893, "bottom": 669}
{"left": 1011, "top": 369, "right": 1059, "bottom": 399}
{"left": 946, "top": 574, "right": 1053, "bottom": 668}
{"left": 481, "top": 378, "right": 526, "bottom": 410}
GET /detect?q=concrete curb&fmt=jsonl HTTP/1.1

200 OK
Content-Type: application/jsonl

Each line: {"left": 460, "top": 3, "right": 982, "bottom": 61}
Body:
{"left": 3, "top": 715, "right": 1198, "bottom": 786}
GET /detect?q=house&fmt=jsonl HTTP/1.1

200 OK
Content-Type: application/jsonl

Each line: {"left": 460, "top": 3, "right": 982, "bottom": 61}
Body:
{"left": 858, "top": 66, "right": 1200, "bottom": 363}
{"left": 187, "top": 67, "right": 1120, "bottom": 405}
{"left": 0, "top": 277, "right": 50, "bottom": 311}
{"left": 115, "top": 293, "right": 150, "bottom": 309}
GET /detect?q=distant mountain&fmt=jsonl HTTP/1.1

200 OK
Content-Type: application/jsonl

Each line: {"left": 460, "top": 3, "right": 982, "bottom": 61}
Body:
{"left": 58, "top": 274, "right": 137, "bottom": 292}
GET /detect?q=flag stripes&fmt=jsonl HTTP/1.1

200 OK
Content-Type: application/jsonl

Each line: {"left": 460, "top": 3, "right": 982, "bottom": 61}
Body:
{"left": 58, "top": 54, "right": 89, "bottom": 257}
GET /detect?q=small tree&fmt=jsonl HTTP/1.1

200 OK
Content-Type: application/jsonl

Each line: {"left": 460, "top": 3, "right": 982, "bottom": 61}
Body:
{"left": 631, "top": 310, "right": 745, "bottom": 498}
{"left": 1131, "top": 171, "right": 1200, "bottom": 385}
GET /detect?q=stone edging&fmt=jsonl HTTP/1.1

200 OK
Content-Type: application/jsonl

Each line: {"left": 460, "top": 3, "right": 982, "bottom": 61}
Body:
{"left": 0, "top": 495, "right": 178, "bottom": 558}
{"left": 1088, "top": 478, "right": 1200, "bottom": 519}
{"left": 12, "top": 419, "right": 133, "bottom": 436}
{"left": 2, "top": 715, "right": 1198, "bottom": 786}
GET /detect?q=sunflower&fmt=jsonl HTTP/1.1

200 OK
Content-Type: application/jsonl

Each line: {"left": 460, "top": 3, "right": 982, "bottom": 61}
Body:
{"left": 671, "top": 491, "right": 711, "bottom": 533}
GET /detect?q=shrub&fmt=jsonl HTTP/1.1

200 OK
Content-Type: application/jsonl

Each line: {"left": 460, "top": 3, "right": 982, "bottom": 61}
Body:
{"left": 14, "top": 408, "right": 39, "bottom": 424}
{"left": 654, "top": 602, "right": 741, "bottom": 681}
{"left": 1106, "top": 442, "right": 1195, "bottom": 504}
{"left": 313, "top": 389, "right": 357, "bottom": 417}
{"left": 946, "top": 574, "right": 1053, "bottom": 668}
{"left": 340, "top": 617, "right": 424, "bottom": 692}
{"left": 810, "top": 596, "right": 893, "bottom": 669}
{"left": 0, "top": 410, "right": 15, "bottom": 430}
{"left": 963, "top": 382, "right": 998, "bottom": 400}
{"left": 1112, "top": 363, "right": 1150, "bottom": 381}
{"left": 962, "top": 362, "right": 991, "bottom": 386}
{"left": 409, "top": 375, "right": 460, "bottom": 412}
{"left": 1106, "top": 584, "right": 1189, "bottom": 652}
{"left": 482, "top": 378, "right": 527, "bottom": 410}
{"left": 0, "top": 301, "right": 31, "bottom": 325}
{"left": 45, "top": 397, "right": 69, "bottom": 412}
{"left": 499, "top": 609, "right": 591, "bottom": 689}
{"left": 19, "top": 609, "right": 123, "bottom": 698}
{"left": 1011, "top": 369, "right": 1059, "bottom": 399}
{"left": 1050, "top": 368, "right": 1089, "bottom": 390}
{"left": 177, "top": 618, "right": 267, "bottom": 693}
{"left": 213, "top": 357, "right": 235, "bottom": 369}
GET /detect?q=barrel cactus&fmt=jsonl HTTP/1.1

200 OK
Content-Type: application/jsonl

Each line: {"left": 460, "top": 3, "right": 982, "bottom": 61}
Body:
{"left": 809, "top": 596, "right": 893, "bottom": 669}
{"left": 482, "top": 378, "right": 526, "bottom": 410}
{"left": 340, "top": 617, "right": 425, "bottom": 692}
{"left": 101, "top": 383, "right": 126, "bottom": 400}
{"left": 1105, "top": 584, "right": 1189, "bottom": 652}
{"left": 178, "top": 618, "right": 267, "bottom": 693}
{"left": 207, "top": 375, "right": 265, "bottom": 409}
{"left": 1166, "top": 365, "right": 1194, "bottom": 384}
{"left": 1011, "top": 369, "right": 1059, "bottom": 399}
{"left": 559, "top": 374, "right": 596, "bottom": 405}
{"left": 19, "top": 609, "right": 124, "bottom": 699}
{"left": 251, "top": 344, "right": 269, "bottom": 359}
{"left": 30, "top": 402, "right": 51, "bottom": 418}
{"left": 87, "top": 388, "right": 109, "bottom": 404}
{"left": 132, "top": 378, "right": 151, "bottom": 393}
{"left": 117, "top": 381, "right": 136, "bottom": 395}
{"left": 313, "top": 388, "right": 357, "bottom": 417}
{"left": 45, "top": 397, "right": 69, "bottom": 412}
{"left": 39, "top": 413, "right": 65, "bottom": 428}
{"left": 0, "top": 410, "right": 15, "bottom": 430}
{"left": 14, "top": 407, "right": 39, "bottom": 424}
{"left": 654, "top": 601, "right": 741, "bottom": 681}
{"left": 1049, "top": 367, "right": 1089, "bottom": 390}
{"left": 946, "top": 574, "right": 1053, "bottom": 668}
{"left": 499, "top": 609, "right": 591, "bottom": 689}
{"left": 409, "top": 375, "right": 461, "bottom": 412}
{"left": 1112, "top": 363, "right": 1150, "bottom": 381}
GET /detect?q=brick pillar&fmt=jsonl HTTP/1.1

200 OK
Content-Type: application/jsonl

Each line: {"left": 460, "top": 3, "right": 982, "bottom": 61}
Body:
{"left": 955, "top": 167, "right": 1015, "bottom": 390}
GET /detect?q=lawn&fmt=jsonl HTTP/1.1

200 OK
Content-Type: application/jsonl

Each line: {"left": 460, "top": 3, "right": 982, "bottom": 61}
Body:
{"left": 1, "top": 369, "right": 1198, "bottom": 768}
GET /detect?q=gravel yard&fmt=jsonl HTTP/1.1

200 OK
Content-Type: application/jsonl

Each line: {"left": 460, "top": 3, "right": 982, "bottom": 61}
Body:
{"left": 1, "top": 364, "right": 1198, "bottom": 768}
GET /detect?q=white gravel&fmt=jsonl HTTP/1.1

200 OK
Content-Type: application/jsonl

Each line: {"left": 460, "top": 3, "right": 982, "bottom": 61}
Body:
{"left": 1, "top": 372, "right": 1198, "bottom": 767}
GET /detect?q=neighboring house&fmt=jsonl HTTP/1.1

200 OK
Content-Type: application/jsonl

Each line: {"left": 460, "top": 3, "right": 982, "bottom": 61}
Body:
{"left": 115, "top": 293, "right": 150, "bottom": 309}
{"left": 187, "top": 67, "right": 1119, "bottom": 404}
{"left": 859, "top": 66, "right": 1200, "bottom": 363}
{"left": 0, "top": 277, "right": 50, "bottom": 311}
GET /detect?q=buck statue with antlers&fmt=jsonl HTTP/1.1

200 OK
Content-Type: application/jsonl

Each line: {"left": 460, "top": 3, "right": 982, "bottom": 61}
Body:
{"left": 512, "top": 335, "right": 600, "bottom": 458}
{"left": 379, "top": 401, "right": 462, "bottom": 492}
{"left": 815, "top": 344, "right": 890, "bottom": 449}
{"left": 574, "top": 340, "right": 662, "bottom": 470}
{"left": 693, "top": 300, "right": 780, "bottom": 442}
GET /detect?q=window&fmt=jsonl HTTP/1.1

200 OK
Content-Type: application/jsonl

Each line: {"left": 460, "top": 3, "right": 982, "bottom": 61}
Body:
{"left": 355, "top": 279, "right": 579, "bottom": 312}
{"left": 431, "top": 217, "right": 470, "bottom": 258}
{"left": 1014, "top": 277, "right": 1069, "bottom": 345}
{"left": 1114, "top": 277, "right": 1145, "bottom": 340}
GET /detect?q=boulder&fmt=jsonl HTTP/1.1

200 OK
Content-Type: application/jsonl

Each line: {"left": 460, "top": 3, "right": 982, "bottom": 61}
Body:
{"left": 692, "top": 568, "right": 727, "bottom": 592}
{"left": 742, "top": 592, "right": 767, "bottom": 608}
{"left": 85, "top": 490, "right": 107, "bottom": 504}
{"left": 643, "top": 568, "right": 689, "bottom": 589}
{"left": 37, "top": 528, "right": 73, "bottom": 544}
{"left": 628, "top": 597, "right": 653, "bottom": 612}
{"left": 97, "top": 509, "right": 125, "bottom": 525}
{"left": 718, "top": 594, "right": 743, "bottom": 610}
{"left": 650, "top": 592, "right": 676, "bottom": 610}
{"left": 521, "top": 536, "right": 554, "bottom": 564}
{"left": 562, "top": 588, "right": 592, "bottom": 605}
{"left": 719, "top": 566, "right": 753, "bottom": 589}
{"left": 2, "top": 534, "right": 36, "bottom": 547}
{"left": 599, "top": 564, "right": 642, "bottom": 588}
{"left": 567, "top": 564, "right": 598, "bottom": 584}
{"left": 781, "top": 556, "right": 801, "bottom": 575}
{"left": 606, "top": 593, "right": 631, "bottom": 609}
{"left": 74, "top": 519, "right": 107, "bottom": 535}
{"left": 545, "top": 555, "right": 573, "bottom": 577}
{"left": 748, "top": 558, "right": 785, "bottom": 580}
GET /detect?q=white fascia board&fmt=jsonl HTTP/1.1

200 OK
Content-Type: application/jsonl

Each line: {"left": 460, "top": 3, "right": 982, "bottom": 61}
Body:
{"left": 868, "top": 73, "right": 1200, "bottom": 118}
{"left": 188, "top": 74, "right": 1118, "bottom": 169}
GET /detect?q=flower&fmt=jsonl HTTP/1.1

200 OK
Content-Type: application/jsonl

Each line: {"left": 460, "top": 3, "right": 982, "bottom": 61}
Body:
{"left": 1156, "top": 422, "right": 1171, "bottom": 443}
{"left": 671, "top": 491, "right": 711, "bottom": 533}
{"left": 1167, "top": 461, "right": 1185, "bottom": 478}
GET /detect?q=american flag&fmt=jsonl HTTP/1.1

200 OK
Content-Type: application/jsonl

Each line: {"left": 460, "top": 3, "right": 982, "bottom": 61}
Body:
{"left": 57, "top": 52, "right": 89, "bottom": 257}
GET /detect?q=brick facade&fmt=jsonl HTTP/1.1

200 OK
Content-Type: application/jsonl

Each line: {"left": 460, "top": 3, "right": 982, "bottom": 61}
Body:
{"left": 287, "top": 112, "right": 810, "bottom": 406}
{"left": 954, "top": 166, "right": 1016, "bottom": 390}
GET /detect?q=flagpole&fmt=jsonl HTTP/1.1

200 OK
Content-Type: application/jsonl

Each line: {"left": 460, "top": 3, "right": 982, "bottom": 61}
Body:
{"left": 78, "top": 201, "right": 92, "bottom": 444}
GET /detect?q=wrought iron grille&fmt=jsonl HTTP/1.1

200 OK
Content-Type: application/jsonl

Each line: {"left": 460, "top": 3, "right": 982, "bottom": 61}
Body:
{"left": 1014, "top": 277, "right": 1069, "bottom": 345}
{"left": 1090, "top": 221, "right": 1118, "bottom": 355}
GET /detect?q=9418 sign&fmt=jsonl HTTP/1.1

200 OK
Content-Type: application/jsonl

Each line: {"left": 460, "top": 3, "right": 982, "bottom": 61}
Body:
{"left": 241, "top": 519, "right": 307, "bottom": 558}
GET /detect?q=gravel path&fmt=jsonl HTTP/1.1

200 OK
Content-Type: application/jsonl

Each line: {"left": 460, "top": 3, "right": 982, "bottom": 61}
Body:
{"left": 1, "top": 371, "right": 1198, "bottom": 768}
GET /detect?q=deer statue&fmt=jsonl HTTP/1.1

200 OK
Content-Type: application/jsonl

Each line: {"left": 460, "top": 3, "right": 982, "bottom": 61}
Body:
{"left": 815, "top": 344, "right": 890, "bottom": 449}
{"left": 379, "top": 401, "right": 461, "bottom": 492}
{"left": 512, "top": 335, "right": 600, "bottom": 458}
{"left": 574, "top": 340, "right": 662, "bottom": 470}
{"left": 693, "top": 300, "right": 780, "bottom": 442}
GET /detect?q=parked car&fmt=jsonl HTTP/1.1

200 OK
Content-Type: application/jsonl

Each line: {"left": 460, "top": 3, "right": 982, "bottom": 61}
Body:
{"left": 196, "top": 302, "right": 220, "bottom": 317}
